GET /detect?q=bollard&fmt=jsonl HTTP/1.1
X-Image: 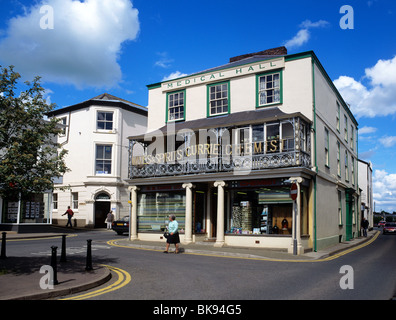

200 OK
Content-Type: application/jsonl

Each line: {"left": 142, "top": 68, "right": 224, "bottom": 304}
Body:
{"left": 1, "top": 232, "right": 6, "bottom": 259}
{"left": 50, "top": 246, "right": 59, "bottom": 285}
{"left": 85, "top": 239, "right": 93, "bottom": 271}
{"left": 60, "top": 234, "right": 67, "bottom": 262}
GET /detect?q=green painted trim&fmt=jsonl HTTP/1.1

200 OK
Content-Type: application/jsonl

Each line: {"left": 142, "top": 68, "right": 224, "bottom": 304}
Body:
{"left": 312, "top": 57, "right": 318, "bottom": 252}
{"left": 206, "top": 80, "right": 231, "bottom": 118}
{"left": 147, "top": 83, "right": 162, "bottom": 90}
{"left": 166, "top": 89, "right": 186, "bottom": 123}
{"left": 255, "top": 69, "right": 283, "bottom": 109}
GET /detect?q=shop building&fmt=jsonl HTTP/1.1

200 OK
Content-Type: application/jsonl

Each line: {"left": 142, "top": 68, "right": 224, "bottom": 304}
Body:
{"left": 47, "top": 93, "right": 147, "bottom": 228}
{"left": 126, "top": 47, "right": 359, "bottom": 253}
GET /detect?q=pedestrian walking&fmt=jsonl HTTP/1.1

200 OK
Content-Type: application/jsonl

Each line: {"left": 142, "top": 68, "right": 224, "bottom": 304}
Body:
{"left": 361, "top": 217, "right": 369, "bottom": 237}
{"left": 163, "top": 214, "right": 180, "bottom": 254}
{"left": 105, "top": 210, "right": 114, "bottom": 230}
{"left": 62, "top": 206, "right": 74, "bottom": 228}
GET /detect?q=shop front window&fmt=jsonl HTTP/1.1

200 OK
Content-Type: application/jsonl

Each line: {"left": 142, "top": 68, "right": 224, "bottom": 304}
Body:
{"left": 137, "top": 192, "right": 185, "bottom": 232}
{"left": 228, "top": 188, "right": 293, "bottom": 235}
{"left": 1, "top": 193, "right": 51, "bottom": 224}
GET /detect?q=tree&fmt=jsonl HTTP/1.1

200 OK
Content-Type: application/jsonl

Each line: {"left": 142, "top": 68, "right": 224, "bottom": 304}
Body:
{"left": 0, "top": 65, "right": 68, "bottom": 200}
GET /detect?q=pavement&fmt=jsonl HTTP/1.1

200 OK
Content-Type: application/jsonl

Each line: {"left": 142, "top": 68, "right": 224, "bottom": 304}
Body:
{"left": 0, "top": 228, "right": 379, "bottom": 300}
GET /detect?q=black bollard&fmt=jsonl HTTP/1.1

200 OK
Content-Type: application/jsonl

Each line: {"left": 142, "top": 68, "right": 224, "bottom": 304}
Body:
{"left": 85, "top": 239, "right": 93, "bottom": 271}
{"left": 50, "top": 246, "right": 59, "bottom": 285}
{"left": 60, "top": 235, "right": 67, "bottom": 262}
{"left": 1, "top": 232, "right": 6, "bottom": 259}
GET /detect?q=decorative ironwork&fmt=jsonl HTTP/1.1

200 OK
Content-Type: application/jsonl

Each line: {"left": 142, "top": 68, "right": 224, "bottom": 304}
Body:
{"left": 128, "top": 116, "right": 312, "bottom": 179}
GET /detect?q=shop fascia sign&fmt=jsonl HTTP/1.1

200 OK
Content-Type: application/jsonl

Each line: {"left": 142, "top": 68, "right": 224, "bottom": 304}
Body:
{"left": 162, "top": 57, "right": 285, "bottom": 92}
{"left": 131, "top": 128, "right": 284, "bottom": 166}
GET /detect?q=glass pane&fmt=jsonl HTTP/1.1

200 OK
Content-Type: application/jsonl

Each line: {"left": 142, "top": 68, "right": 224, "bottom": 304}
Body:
{"left": 97, "top": 121, "right": 105, "bottom": 130}
{"left": 97, "top": 112, "right": 105, "bottom": 121}
{"left": 96, "top": 146, "right": 104, "bottom": 159}
{"left": 260, "top": 77, "right": 266, "bottom": 90}
{"left": 103, "top": 161, "right": 112, "bottom": 174}
{"left": 105, "top": 122, "right": 113, "bottom": 130}
{"left": 104, "top": 146, "right": 112, "bottom": 159}
{"left": 105, "top": 112, "right": 113, "bottom": 121}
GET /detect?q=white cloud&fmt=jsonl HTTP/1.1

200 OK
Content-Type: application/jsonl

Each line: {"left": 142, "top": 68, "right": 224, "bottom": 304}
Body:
{"left": 162, "top": 71, "right": 187, "bottom": 81}
{"left": 284, "top": 29, "right": 310, "bottom": 49}
{"left": 284, "top": 19, "right": 329, "bottom": 50}
{"left": 0, "top": 0, "right": 140, "bottom": 89}
{"left": 155, "top": 52, "right": 174, "bottom": 69}
{"left": 359, "top": 126, "right": 377, "bottom": 135}
{"left": 373, "top": 169, "right": 396, "bottom": 212}
{"left": 334, "top": 56, "right": 396, "bottom": 118}
{"left": 379, "top": 136, "right": 396, "bottom": 148}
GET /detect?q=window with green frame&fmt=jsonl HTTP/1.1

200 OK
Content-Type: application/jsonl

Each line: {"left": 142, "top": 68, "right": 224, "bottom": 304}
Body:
{"left": 256, "top": 70, "right": 282, "bottom": 107}
{"left": 167, "top": 90, "right": 185, "bottom": 122}
{"left": 207, "top": 81, "right": 229, "bottom": 117}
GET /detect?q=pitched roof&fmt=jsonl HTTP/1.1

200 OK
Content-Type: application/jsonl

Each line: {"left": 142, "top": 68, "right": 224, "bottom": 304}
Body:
{"left": 47, "top": 93, "right": 147, "bottom": 117}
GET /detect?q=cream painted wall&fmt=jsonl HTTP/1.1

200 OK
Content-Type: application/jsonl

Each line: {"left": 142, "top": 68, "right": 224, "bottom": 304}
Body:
{"left": 52, "top": 103, "right": 147, "bottom": 226}
{"left": 147, "top": 56, "right": 315, "bottom": 133}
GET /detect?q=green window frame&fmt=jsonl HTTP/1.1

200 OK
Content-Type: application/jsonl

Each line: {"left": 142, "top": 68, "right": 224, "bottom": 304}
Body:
{"left": 166, "top": 89, "right": 185, "bottom": 122}
{"left": 207, "top": 81, "right": 230, "bottom": 117}
{"left": 256, "top": 70, "right": 283, "bottom": 108}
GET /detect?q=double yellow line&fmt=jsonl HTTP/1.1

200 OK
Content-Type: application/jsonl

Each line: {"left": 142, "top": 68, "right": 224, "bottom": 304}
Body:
{"left": 107, "top": 231, "right": 380, "bottom": 263}
{"left": 60, "top": 265, "right": 131, "bottom": 300}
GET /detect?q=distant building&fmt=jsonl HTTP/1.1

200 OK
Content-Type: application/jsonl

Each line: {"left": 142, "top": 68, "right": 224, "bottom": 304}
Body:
{"left": 47, "top": 93, "right": 147, "bottom": 228}
{"left": 358, "top": 159, "right": 373, "bottom": 228}
{"left": 126, "top": 47, "right": 360, "bottom": 253}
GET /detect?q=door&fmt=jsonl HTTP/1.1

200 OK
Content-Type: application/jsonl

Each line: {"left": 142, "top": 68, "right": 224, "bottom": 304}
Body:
{"left": 94, "top": 201, "right": 110, "bottom": 228}
{"left": 345, "top": 189, "right": 353, "bottom": 241}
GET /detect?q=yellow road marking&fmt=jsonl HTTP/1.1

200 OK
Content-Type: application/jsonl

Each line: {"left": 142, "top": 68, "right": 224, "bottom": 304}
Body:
{"left": 7, "top": 234, "right": 78, "bottom": 242}
{"left": 107, "top": 231, "right": 380, "bottom": 263}
{"left": 60, "top": 265, "right": 131, "bottom": 300}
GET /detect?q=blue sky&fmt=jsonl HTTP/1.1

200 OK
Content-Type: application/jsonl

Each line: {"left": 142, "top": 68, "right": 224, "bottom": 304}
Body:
{"left": 1, "top": 0, "right": 396, "bottom": 212}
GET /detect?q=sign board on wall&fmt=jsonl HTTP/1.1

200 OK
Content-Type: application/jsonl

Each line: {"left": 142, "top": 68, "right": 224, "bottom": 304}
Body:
{"left": 162, "top": 57, "right": 285, "bottom": 92}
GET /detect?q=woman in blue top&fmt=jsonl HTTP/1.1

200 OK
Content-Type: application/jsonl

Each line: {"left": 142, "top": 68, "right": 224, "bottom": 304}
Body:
{"left": 164, "top": 214, "right": 180, "bottom": 253}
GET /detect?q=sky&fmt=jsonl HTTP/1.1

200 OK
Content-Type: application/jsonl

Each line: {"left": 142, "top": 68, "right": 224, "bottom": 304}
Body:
{"left": 1, "top": 0, "right": 396, "bottom": 212}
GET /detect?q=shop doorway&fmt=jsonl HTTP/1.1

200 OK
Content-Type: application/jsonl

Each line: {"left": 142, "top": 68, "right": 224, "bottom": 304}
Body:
{"left": 193, "top": 191, "right": 206, "bottom": 234}
{"left": 345, "top": 189, "right": 353, "bottom": 241}
{"left": 94, "top": 193, "right": 111, "bottom": 228}
{"left": 210, "top": 188, "right": 217, "bottom": 238}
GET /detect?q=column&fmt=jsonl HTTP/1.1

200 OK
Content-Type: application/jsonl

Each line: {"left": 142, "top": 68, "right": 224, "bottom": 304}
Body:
{"left": 288, "top": 177, "right": 304, "bottom": 255}
{"left": 214, "top": 181, "right": 226, "bottom": 247}
{"left": 128, "top": 186, "right": 139, "bottom": 241}
{"left": 182, "top": 183, "right": 194, "bottom": 244}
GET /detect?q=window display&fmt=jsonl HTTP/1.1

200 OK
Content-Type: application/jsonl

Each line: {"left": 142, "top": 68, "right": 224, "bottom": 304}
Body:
{"left": 1, "top": 193, "right": 51, "bottom": 224}
{"left": 137, "top": 192, "right": 185, "bottom": 232}
{"left": 228, "top": 188, "right": 293, "bottom": 235}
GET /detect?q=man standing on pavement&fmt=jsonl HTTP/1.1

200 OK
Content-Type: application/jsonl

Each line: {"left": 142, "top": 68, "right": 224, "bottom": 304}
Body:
{"left": 62, "top": 206, "right": 74, "bottom": 228}
{"left": 361, "top": 217, "right": 369, "bottom": 237}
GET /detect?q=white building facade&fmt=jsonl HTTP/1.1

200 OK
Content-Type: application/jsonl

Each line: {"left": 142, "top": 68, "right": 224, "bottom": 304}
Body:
{"left": 126, "top": 48, "right": 360, "bottom": 253}
{"left": 358, "top": 159, "right": 373, "bottom": 228}
{"left": 48, "top": 93, "right": 147, "bottom": 228}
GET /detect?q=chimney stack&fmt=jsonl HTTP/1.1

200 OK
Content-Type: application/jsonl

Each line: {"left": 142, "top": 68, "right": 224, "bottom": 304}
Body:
{"left": 229, "top": 46, "right": 287, "bottom": 63}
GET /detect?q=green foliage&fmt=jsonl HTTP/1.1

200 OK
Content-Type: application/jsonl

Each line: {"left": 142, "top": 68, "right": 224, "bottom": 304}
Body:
{"left": 0, "top": 65, "right": 69, "bottom": 199}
